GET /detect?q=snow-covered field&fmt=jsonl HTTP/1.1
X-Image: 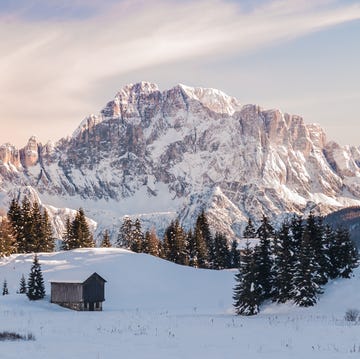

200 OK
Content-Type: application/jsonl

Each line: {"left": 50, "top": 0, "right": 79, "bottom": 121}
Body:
{"left": 0, "top": 248, "right": 360, "bottom": 358}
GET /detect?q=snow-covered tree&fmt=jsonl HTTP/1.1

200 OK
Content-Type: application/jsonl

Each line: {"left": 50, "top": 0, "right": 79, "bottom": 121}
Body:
{"left": 117, "top": 217, "right": 133, "bottom": 248}
{"left": 233, "top": 241, "right": 261, "bottom": 315}
{"left": 19, "top": 274, "right": 27, "bottom": 294}
{"left": 100, "top": 230, "right": 112, "bottom": 248}
{"left": 27, "top": 254, "right": 45, "bottom": 300}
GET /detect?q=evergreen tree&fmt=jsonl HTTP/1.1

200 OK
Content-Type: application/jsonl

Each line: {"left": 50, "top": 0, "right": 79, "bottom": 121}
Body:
{"left": 186, "top": 229, "right": 198, "bottom": 267}
{"left": 213, "top": 232, "right": 230, "bottom": 269}
{"left": 27, "top": 254, "right": 45, "bottom": 300}
{"left": 100, "top": 230, "right": 112, "bottom": 248}
{"left": 117, "top": 217, "right": 133, "bottom": 248}
{"left": 192, "top": 224, "right": 208, "bottom": 268}
{"left": 2, "top": 279, "right": 9, "bottom": 295}
{"left": 254, "top": 215, "right": 274, "bottom": 300}
{"left": 335, "top": 227, "right": 359, "bottom": 278}
{"left": 7, "top": 197, "right": 22, "bottom": 251}
{"left": 130, "top": 218, "right": 144, "bottom": 253}
{"left": 19, "top": 274, "right": 27, "bottom": 294}
{"left": 292, "top": 231, "right": 322, "bottom": 307}
{"left": 306, "top": 213, "right": 328, "bottom": 285}
{"left": 0, "top": 217, "right": 17, "bottom": 257}
{"left": 229, "top": 239, "right": 240, "bottom": 268}
{"left": 165, "top": 220, "right": 188, "bottom": 265}
{"left": 39, "top": 209, "right": 55, "bottom": 252}
{"left": 323, "top": 224, "right": 339, "bottom": 279}
{"left": 143, "top": 228, "right": 160, "bottom": 256}
{"left": 272, "top": 222, "right": 294, "bottom": 303}
{"left": 243, "top": 218, "right": 257, "bottom": 238}
{"left": 61, "top": 217, "right": 73, "bottom": 250}
{"left": 20, "top": 196, "right": 34, "bottom": 253}
{"left": 29, "top": 201, "right": 43, "bottom": 252}
{"left": 233, "top": 241, "right": 261, "bottom": 315}
{"left": 196, "top": 211, "right": 212, "bottom": 267}
{"left": 71, "top": 208, "right": 95, "bottom": 249}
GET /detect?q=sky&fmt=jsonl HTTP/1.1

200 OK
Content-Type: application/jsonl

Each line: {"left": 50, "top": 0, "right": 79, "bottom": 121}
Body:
{"left": 0, "top": 0, "right": 359, "bottom": 148}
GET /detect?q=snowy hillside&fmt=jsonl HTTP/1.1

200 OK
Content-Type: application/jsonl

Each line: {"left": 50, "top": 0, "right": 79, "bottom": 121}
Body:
{"left": 2, "top": 82, "right": 360, "bottom": 239}
{"left": 0, "top": 249, "right": 360, "bottom": 358}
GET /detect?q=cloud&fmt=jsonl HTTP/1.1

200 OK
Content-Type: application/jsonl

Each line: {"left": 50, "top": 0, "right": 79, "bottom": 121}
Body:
{"left": 0, "top": 0, "right": 359, "bottom": 146}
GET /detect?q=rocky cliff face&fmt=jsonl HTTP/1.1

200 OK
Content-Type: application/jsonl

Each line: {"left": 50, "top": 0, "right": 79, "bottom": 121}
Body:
{"left": 1, "top": 81, "right": 360, "bottom": 239}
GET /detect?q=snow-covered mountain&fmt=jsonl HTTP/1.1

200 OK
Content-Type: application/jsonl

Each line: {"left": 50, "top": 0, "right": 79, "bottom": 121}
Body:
{"left": 1, "top": 81, "right": 360, "bottom": 239}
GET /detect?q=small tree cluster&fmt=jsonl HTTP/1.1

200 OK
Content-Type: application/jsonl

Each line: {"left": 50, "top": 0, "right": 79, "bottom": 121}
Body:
{"left": 5, "top": 197, "right": 54, "bottom": 254}
{"left": 116, "top": 211, "right": 240, "bottom": 269}
{"left": 234, "top": 214, "right": 359, "bottom": 315}
{"left": 61, "top": 208, "right": 95, "bottom": 250}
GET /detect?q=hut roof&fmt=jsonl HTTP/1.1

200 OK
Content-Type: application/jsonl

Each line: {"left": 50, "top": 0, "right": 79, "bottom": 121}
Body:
{"left": 50, "top": 272, "right": 107, "bottom": 284}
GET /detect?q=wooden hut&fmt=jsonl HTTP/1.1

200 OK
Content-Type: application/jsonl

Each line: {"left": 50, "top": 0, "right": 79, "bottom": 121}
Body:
{"left": 50, "top": 272, "right": 106, "bottom": 311}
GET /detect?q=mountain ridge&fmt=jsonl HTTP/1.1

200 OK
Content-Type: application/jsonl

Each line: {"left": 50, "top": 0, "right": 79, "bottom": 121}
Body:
{"left": 1, "top": 82, "right": 360, "bottom": 240}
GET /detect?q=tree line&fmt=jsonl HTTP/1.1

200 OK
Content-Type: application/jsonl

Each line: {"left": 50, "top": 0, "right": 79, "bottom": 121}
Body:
{"left": 0, "top": 197, "right": 54, "bottom": 256}
{"left": 233, "top": 214, "right": 359, "bottom": 316}
{"left": 116, "top": 211, "right": 240, "bottom": 269}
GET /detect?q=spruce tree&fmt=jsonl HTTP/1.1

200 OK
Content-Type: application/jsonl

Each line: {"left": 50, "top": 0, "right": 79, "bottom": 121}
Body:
{"left": 20, "top": 196, "right": 34, "bottom": 253}
{"left": 27, "top": 254, "right": 45, "bottom": 300}
{"left": 292, "top": 231, "right": 322, "bottom": 307}
{"left": 39, "top": 209, "right": 55, "bottom": 252}
{"left": 213, "top": 232, "right": 230, "bottom": 269}
{"left": 254, "top": 215, "right": 274, "bottom": 300}
{"left": 272, "top": 222, "right": 294, "bottom": 303}
{"left": 117, "top": 217, "right": 133, "bottom": 248}
{"left": 186, "top": 229, "right": 198, "bottom": 267}
{"left": 30, "top": 201, "right": 43, "bottom": 252}
{"left": 71, "top": 208, "right": 95, "bottom": 248}
{"left": 100, "top": 230, "right": 112, "bottom": 248}
{"left": 243, "top": 218, "right": 257, "bottom": 238}
{"left": 233, "top": 241, "right": 261, "bottom": 315}
{"left": 143, "top": 228, "right": 160, "bottom": 256}
{"left": 7, "top": 197, "right": 22, "bottom": 251}
{"left": 130, "top": 218, "right": 144, "bottom": 253}
{"left": 2, "top": 279, "right": 9, "bottom": 295}
{"left": 229, "top": 239, "right": 240, "bottom": 268}
{"left": 192, "top": 224, "right": 208, "bottom": 268}
{"left": 165, "top": 220, "right": 188, "bottom": 265}
{"left": 0, "top": 217, "right": 17, "bottom": 257}
{"left": 335, "top": 227, "right": 359, "bottom": 278}
{"left": 196, "top": 211, "right": 212, "bottom": 267}
{"left": 61, "top": 217, "right": 73, "bottom": 250}
{"left": 19, "top": 274, "right": 27, "bottom": 294}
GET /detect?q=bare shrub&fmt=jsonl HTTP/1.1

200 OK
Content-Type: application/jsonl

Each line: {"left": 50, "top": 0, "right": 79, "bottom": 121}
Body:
{"left": 0, "top": 331, "right": 35, "bottom": 341}
{"left": 345, "top": 309, "right": 359, "bottom": 322}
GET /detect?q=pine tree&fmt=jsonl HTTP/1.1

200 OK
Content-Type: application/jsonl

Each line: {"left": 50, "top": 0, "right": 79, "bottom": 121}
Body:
{"left": 272, "top": 222, "right": 294, "bottom": 303}
{"left": 165, "top": 220, "right": 188, "bottom": 265}
{"left": 19, "top": 274, "right": 27, "bottom": 294}
{"left": 229, "top": 239, "right": 240, "bottom": 268}
{"left": 192, "top": 224, "right": 208, "bottom": 268}
{"left": 130, "top": 218, "right": 144, "bottom": 253}
{"left": 61, "top": 217, "right": 73, "bottom": 250}
{"left": 29, "top": 201, "right": 43, "bottom": 252}
{"left": 335, "top": 227, "right": 359, "bottom": 278}
{"left": 143, "top": 228, "right": 160, "bottom": 256}
{"left": 233, "top": 241, "right": 261, "bottom": 315}
{"left": 117, "top": 217, "right": 133, "bottom": 248}
{"left": 27, "top": 254, "right": 45, "bottom": 300}
{"left": 186, "top": 229, "right": 198, "bottom": 267}
{"left": 213, "top": 232, "right": 230, "bottom": 269}
{"left": 254, "top": 215, "right": 274, "bottom": 300}
{"left": 70, "top": 208, "right": 95, "bottom": 249}
{"left": 20, "top": 196, "right": 34, "bottom": 253}
{"left": 0, "top": 217, "right": 17, "bottom": 257}
{"left": 7, "top": 197, "right": 22, "bottom": 251}
{"left": 39, "top": 209, "right": 55, "bottom": 252}
{"left": 2, "top": 279, "right": 9, "bottom": 295}
{"left": 196, "top": 211, "right": 212, "bottom": 267}
{"left": 100, "top": 230, "right": 112, "bottom": 248}
{"left": 306, "top": 214, "right": 328, "bottom": 285}
{"left": 292, "top": 231, "right": 322, "bottom": 307}
{"left": 243, "top": 218, "right": 257, "bottom": 238}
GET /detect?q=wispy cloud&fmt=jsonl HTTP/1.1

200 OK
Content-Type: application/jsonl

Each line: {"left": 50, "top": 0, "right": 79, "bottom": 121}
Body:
{"left": 0, "top": 0, "right": 359, "bottom": 146}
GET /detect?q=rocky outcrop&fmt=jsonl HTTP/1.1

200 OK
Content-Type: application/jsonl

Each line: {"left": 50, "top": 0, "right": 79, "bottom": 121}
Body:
{"left": 1, "top": 82, "right": 360, "bottom": 239}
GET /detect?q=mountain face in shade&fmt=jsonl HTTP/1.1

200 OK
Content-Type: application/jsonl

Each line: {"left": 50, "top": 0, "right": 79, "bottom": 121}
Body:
{"left": 1, "top": 81, "right": 360, "bottom": 240}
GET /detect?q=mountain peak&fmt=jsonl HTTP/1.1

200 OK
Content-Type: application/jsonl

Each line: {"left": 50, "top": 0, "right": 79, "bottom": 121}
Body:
{"left": 118, "top": 81, "right": 160, "bottom": 97}
{"left": 176, "top": 83, "right": 242, "bottom": 115}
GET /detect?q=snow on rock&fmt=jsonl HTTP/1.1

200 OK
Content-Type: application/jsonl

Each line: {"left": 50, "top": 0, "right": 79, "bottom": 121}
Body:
{"left": 1, "top": 82, "right": 360, "bottom": 240}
